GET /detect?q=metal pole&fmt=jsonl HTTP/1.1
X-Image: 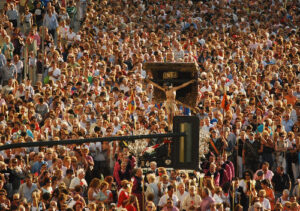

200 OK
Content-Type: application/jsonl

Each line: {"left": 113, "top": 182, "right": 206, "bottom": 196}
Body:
{"left": 24, "top": 42, "right": 28, "bottom": 80}
{"left": 41, "top": 26, "right": 45, "bottom": 83}
{"left": 0, "top": 132, "right": 185, "bottom": 151}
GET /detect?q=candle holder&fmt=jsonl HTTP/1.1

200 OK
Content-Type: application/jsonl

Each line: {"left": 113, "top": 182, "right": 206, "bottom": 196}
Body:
{"left": 128, "top": 139, "right": 149, "bottom": 167}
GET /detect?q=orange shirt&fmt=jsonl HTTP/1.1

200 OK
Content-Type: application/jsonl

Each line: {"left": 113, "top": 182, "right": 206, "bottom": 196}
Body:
{"left": 284, "top": 95, "right": 297, "bottom": 106}
{"left": 265, "top": 188, "right": 275, "bottom": 210}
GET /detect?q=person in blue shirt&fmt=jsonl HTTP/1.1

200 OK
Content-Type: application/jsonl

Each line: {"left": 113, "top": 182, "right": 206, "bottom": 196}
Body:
{"left": 43, "top": 7, "right": 58, "bottom": 40}
{"left": 182, "top": 18, "right": 198, "bottom": 32}
{"left": 0, "top": 49, "right": 6, "bottom": 69}
{"left": 0, "top": 49, "right": 6, "bottom": 84}
{"left": 282, "top": 113, "right": 294, "bottom": 133}
{"left": 31, "top": 152, "right": 48, "bottom": 174}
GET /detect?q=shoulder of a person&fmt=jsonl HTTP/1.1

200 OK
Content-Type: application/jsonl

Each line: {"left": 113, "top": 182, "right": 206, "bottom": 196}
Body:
{"left": 173, "top": 207, "right": 179, "bottom": 211}
{"left": 173, "top": 194, "right": 179, "bottom": 199}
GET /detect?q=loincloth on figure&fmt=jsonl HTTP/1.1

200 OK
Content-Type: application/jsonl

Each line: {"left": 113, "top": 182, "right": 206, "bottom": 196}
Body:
{"left": 164, "top": 101, "right": 178, "bottom": 116}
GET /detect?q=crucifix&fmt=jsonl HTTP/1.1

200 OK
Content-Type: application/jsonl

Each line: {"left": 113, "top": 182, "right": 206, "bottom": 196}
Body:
{"left": 145, "top": 79, "right": 198, "bottom": 130}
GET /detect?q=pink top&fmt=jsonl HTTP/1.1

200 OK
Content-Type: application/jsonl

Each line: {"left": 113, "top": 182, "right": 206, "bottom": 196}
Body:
{"left": 199, "top": 196, "right": 215, "bottom": 211}
{"left": 254, "top": 169, "right": 274, "bottom": 181}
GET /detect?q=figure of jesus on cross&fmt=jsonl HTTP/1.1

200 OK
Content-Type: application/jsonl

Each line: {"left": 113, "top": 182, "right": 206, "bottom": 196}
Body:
{"left": 145, "top": 79, "right": 198, "bottom": 130}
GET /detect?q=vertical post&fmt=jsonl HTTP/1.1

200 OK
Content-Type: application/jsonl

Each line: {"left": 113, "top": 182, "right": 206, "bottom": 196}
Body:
{"left": 199, "top": 173, "right": 204, "bottom": 190}
{"left": 142, "top": 175, "right": 145, "bottom": 211}
{"left": 24, "top": 42, "right": 28, "bottom": 80}
{"left": 236, "top": 138, "right": 239, "bottom": 178}
{"left": 232, "top": 183, "right": 235, "bottom": 211}
{"left": 179, "top": 123, "right": 185, "bottom": 163}
{"left": 298, "top": 183, "right": 300, "bottom": 201}
{"left": 284, "top": 0, "right": 287, "bottom": 9}
{"left": 41, "top": 26, "right": 45, "bottom": 82}
{"left": 249, "top": 180, "right": 252, "bottom": 208}
{"left": 32, "top": 39, "right": 37, "bottom": 84}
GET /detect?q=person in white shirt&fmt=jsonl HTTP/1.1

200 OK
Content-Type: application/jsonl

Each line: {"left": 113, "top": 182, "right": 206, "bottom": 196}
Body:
{"left": 15, "top": 83, "right": 26, "bottom": 99}
{"left": 213, "top": 186, "right": 224, "bottom": 204}
{"left": 69, "top": 169, "right": 88, "bottom": 191}
{"left": 145, "top": 174, "right": 160, "bottom": 205}
{"left": 0, "top": 87, "right": 6, "bottom": 106}
{"left": 18, "top": 174, "right": 37, "bottom": 203}
{"left": 173, "top": 42, "right": 185, "bottom": 61}
{"left": 89, "top": 140, "right": 109, "bottom": 178}
{"left": 13, "top": 54, "right": 23, "bottom": 83}
{"left": 182, "top": 186, "right": 202, "bottom": 211}
{"left": 158, "top": 185, "right": 179, "bottom": 208}
{"left": 200, "top": 80, "right": 212, "bottom": 93}
{"left": 48, "top": 61, "right": 61, "bottom": 82}
{"left": 176, "top": 182, "right": 188, "bottom": 210}
{"left": 158, "top": 174, "right": 171, "bottom": 193}
{"left": 57, "top": 20, "right": 69, "bottom": 40}
{"left": 28, "top": 51, "right": 37, "bottom": 84}
{"left": 258, "top": 189, "right": 271, "bottom": 211}
{"left": 67, "top": 27, "right": 76, "bottom": 44}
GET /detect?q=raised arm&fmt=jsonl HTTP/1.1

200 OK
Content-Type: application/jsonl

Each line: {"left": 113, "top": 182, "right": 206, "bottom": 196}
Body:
{"left": 173, "top": 79, "right": 196, "bottom": 91}
{"left": 145, "top": 78, "right": 165, "bottom": 91}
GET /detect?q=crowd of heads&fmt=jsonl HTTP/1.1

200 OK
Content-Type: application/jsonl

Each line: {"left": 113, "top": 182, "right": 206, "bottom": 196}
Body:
{"left": 0, "top": 0, "right": 299, "bottom": 210}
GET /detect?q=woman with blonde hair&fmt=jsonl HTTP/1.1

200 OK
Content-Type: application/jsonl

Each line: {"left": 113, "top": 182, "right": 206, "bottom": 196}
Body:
{"left": 258, "top": 189, "right": 271, "bottom": 210}
{"left": 261, "top": 179, "right": 275, "bottom": 210}
{"left": 31, "top": 190, "right": 46, "bottom": 210}
{"left": 145, "top": 201, "right": 156, "bottom": 211}
{"left": 117, "top": 181, "right": 132, "bottom": 208}
{"left": 204, "top": 177, "right": 215, "bottom": 196}
{"left": 87, "top": 178, "right": 100, "bottom": 203}
{"left": 0, "top": 189, "right": 10, "bottom": 210}
{"left": 2, "top": 35, "right": 14, "bottom": 59}
{"left": 87, "top": 203, "right": 97, "bottom": 211}
{"left": 273, "top": 202, "right": 283, "bottom": 211}
{"left": 97, "top": 181, "right": 110, "bottom": 205}
{"left": 145, "top": 174, "right": 159, "bottom": 205}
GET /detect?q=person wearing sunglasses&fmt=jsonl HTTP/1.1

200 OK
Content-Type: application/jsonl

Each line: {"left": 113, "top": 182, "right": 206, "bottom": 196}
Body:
{"left": 0, "top": 189, "right": 10, "bottom": 210}
{"left": 162, "top": 198, "right": 179, "bottom": 211}
{"left": 145, "top": 201, "right": 156, "bottom": 211}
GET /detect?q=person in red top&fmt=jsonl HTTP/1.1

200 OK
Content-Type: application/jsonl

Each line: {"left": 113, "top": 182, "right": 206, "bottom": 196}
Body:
{"left": 117, "top": 182, "right": 131, "bottom": 208}
{"left": 125, "top": 195, "right": 137, "bottom": 211}
{"left": 284, "top": 88, "right": 297, "bottom": 106}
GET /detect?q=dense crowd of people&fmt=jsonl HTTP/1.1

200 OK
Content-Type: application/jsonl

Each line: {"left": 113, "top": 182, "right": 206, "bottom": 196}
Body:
{"left": 0, "top": 0, "right": 299, "bottom": 210}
